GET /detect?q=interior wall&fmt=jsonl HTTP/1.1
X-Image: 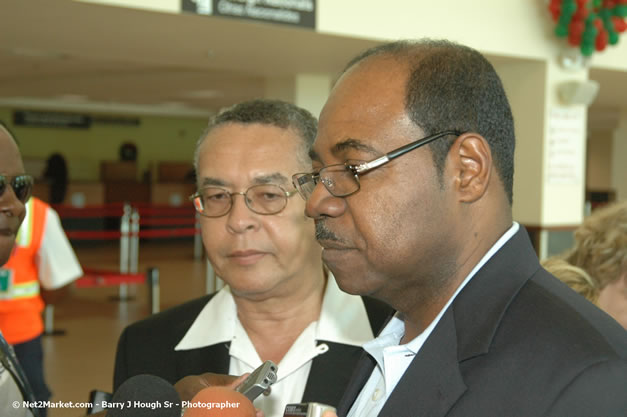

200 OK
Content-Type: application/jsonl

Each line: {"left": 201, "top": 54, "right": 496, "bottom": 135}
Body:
{"left": 586, "top": 131, "right": 613, "bottom": 191}
{"left": 495, "top": 59, "right": 547, "bottom": 225}
{"left": 0, "top": 106, "right": 207, "bottom": 181}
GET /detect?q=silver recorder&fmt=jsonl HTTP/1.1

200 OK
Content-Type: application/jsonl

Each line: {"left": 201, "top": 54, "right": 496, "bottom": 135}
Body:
{"left": 235, "top": 360, "right": 278, "bottom": 401}
{"left": 283, "top": 403, "right": 336, "bottom": 417}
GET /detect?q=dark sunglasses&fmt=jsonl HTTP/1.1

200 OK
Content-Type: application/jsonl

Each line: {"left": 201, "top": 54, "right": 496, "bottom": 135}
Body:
{"left": 0, "top": 174, "right": 34, "bottom": 203}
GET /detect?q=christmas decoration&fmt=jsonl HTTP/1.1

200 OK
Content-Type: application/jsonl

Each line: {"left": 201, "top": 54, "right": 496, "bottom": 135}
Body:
{"left": 548, "top": 0, "right": 627, "bottom": 56}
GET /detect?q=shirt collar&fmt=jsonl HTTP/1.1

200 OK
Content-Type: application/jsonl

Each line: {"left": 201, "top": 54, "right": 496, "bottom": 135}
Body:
{"left": 175, "top": 273, "right": 373, "bottom": 351}
{"left": 175, "top": 288, "right": 237, "bottom": 350}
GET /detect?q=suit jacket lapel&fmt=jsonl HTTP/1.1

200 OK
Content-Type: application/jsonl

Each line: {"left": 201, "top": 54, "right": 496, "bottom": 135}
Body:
{"left": 174, "top": 342, "right": 230, "bottom": 379}
{"left": 452, "top": 228, "right": 539, "bottom": 361}
{"left": 303, "top": 342, "right": 365, "bottom": 407}
{"left": 336, "top": 228, "right": 539, "bottom": 416}
{"left": 379, "top": 311, "right": 466, "bottom": 417}
{"left": 336, "top": 351, "right": 377, "bottom": 417}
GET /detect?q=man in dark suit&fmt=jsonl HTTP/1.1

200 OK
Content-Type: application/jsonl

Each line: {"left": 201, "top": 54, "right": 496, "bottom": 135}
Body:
{"left": 114, "top": 100, "right": 391, "bottom": 417}
{"left": 292, "top": 40, "right": 627, "bottom": 416}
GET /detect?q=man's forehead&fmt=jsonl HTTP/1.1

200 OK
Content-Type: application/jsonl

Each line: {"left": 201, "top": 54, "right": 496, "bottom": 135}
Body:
{"left": 198, "top": 125, "right": 304, "bottom": 183}
{"left": 315, "top": 57, "right": 409, "bottom": 137}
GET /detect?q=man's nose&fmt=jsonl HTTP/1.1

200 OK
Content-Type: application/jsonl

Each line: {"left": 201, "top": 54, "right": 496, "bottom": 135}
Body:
{"left": 226, "top": 193, "right": 260, "bottom": 233}
{"left": 304, "top": 182, "right": 346, "bottom": 219}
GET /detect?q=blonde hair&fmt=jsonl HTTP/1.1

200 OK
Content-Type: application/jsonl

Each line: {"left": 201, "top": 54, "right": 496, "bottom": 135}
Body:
{"left": 566, "top": 202, "right": 627, "bottom": 289}
{"left": 542, "top": 257, "right": 599, "bottom": 305}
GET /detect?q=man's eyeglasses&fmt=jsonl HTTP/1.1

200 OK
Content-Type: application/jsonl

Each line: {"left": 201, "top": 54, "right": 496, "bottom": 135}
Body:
{"left": 292, "top": 130, "right": 461, "bottom": 200}
{"left": 0, "top": 174, "right": 34, "bottom": 204}
{"left": 190, "top": 184, "right": 298, "bottom": 218}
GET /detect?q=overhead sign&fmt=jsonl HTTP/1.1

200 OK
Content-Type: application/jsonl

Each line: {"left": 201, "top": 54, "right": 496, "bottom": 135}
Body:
{"left": 182, "top": 0, "right": 316, "bottom": 29}
{"left": 13, "top": 110, "right": 140, "bottom": 129}
{"left": 13, "top": 110, "right": 90, "bottom": 129}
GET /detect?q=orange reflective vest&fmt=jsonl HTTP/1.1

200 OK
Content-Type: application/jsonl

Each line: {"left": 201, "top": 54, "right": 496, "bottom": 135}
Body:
{"left": 0, "top": 198, "right": 47, "bottom": 345}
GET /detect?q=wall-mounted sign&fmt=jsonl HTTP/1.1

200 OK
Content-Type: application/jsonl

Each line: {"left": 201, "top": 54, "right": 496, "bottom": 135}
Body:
{"left": 547, "top": 107, "right": 585, "bottom": 185}
{"left": 182, "top": 0, "right": 316, "bottom": 29}
{"left": 13, "top": 110, "right": 90, "bottom": 129}
{"left": 12, "top": 110, "right": 140, "bottom": 129}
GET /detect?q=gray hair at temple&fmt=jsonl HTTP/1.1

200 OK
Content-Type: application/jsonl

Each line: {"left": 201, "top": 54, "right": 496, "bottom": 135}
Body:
{"left": 194, "top": 99, "right": 317, "bottom": 171}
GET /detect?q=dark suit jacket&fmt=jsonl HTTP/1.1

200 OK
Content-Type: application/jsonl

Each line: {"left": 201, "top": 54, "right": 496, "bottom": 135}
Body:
{"left": 337, "top": 229, "right": 627, "bottom": 417}
{"left": 114, "top": 293, "right": 392, "bottom": 408}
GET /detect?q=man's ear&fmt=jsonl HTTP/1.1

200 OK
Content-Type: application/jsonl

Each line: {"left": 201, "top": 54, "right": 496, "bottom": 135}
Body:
{"left": 449, "top": 133, "right": 492, "bottom": 203}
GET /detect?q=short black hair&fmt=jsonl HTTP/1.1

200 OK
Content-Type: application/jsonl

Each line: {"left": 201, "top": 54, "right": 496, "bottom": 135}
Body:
{"left": 194, "top": 99, "right": 317, "bottom": 169}
{"left": 344, "top": 39, "right": 516, "bottom": 204}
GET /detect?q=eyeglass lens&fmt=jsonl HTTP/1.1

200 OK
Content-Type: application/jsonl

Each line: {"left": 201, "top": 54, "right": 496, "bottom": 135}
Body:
{"left": 0, "top": 175, "right": 33, "bottom": 203}
{"left": 294, "top": 164, "right": 359, "bottom": 199}
{"left": 194, "top": 184, "right": 289, "bottom": 216}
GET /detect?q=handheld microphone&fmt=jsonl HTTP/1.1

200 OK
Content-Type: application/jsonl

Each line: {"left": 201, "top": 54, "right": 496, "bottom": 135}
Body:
{"left": 182, "top": 386, "right": 256, "bottom": 417}
{"left": 107, "top": 374, "right": 182, "bottom": 417}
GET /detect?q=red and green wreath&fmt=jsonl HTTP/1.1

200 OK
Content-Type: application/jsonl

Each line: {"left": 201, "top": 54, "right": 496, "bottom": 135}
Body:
{"left": 548, "top": 0, "right": 627, "bottom": 56}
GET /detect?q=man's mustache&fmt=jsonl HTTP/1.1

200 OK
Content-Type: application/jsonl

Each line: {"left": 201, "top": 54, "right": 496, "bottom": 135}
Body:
{"left": 315, "top": 221, "right": 343, "bottom": 242}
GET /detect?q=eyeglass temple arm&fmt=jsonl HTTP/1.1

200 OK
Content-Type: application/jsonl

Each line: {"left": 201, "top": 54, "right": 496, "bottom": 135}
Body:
{"left": 353, "top": 130, "right": 461, "bottom": 174}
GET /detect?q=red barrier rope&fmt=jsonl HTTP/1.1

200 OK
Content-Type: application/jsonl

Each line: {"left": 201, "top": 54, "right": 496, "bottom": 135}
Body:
{"left": 56, "top": 203, "right": 200, "bottom": 241}
{"left": 137, "top": 228, "right": 197, "bottom": 238}
{"left": 75, "top": 269, "right": 146, "bottom": 288}
{"left": 139, "top": 218, "right": 197, "bottom": 226}
{"left": 134, "top": 207, "right": 196, "bottom": 216}
{"left": 65, "top": 230, "right": 122, "bottom": 240}
{"left": 53, "top": 207, "right": 127, "bottom": 218}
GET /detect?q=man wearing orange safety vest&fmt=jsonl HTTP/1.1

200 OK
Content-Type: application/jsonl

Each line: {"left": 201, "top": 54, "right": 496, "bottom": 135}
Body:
{"left": 0, "top": 196, "right": 82, "bottom": 417}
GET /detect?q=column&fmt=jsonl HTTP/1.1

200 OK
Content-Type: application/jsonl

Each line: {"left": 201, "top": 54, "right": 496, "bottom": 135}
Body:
{"left": 264, "top": 73, "right": 332, "bottom": 118}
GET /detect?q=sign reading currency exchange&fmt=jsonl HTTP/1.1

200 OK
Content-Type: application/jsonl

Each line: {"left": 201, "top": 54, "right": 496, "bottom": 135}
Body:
{"left": 181, "top": 0, "right": 315, "bottom": 29}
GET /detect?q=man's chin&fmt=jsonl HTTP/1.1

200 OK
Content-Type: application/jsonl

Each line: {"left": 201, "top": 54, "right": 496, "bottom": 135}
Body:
{"left": 330, "top": 270, "right": 375, "bottom": 297}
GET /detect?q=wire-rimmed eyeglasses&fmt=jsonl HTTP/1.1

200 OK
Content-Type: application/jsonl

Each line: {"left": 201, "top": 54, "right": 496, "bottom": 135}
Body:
{"left": 190, "top": 184, "right": 298, "bottom": 217}
{"left": 292, "top": 130, "right": 461, "bottom": 200}
{"left": 0, "top": 174, "right": 34, "bottom": 203}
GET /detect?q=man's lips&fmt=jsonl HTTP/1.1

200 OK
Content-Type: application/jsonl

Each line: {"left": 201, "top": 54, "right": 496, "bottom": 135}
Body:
{"left": 229, "top": 250, "right": 265, "bottom": 257}
{"left": 227, "top": 250, "right": 267, "bottom": 265}
{"left": 317, "top": 240, "right": 352, "bottom": 250}
{"left": 0, "top": 227, "right": 17, "bottom": 237}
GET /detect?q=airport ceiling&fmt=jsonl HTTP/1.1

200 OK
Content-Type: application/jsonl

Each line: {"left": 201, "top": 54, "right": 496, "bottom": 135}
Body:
{"left": 1, "top": 0, "right": 625, "bottom": 131}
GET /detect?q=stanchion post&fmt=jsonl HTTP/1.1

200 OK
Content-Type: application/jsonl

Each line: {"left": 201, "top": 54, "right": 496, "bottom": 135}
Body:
{"left": 44, "top": 304, "right": 54, "bottom": 334}
{"left": 118, "top": 203, "right": 131, "bottom": 300}
{"left": 148, "top": 267, "right": 160, "bottom": 315}
{"left": 130, "top": 208, "right": 140, "bottom": 274}
{"left": 43, "top": 304, "right": 66, "bottom": 336}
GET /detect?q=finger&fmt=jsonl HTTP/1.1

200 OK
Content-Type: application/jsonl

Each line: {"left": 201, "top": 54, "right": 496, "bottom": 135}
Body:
{"left": 228, "top": 373, "right": 250, "bottom": 389}
{"left": 198, "top": 372, "right": 245, "bottom": 388}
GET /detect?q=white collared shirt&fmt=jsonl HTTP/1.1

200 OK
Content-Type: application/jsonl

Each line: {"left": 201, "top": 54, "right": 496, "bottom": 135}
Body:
{"left": 175, "top": 274, "right": 374, "bottom": 417}
{"left": 347, "top": 222, "right": 520, "bottom": 417}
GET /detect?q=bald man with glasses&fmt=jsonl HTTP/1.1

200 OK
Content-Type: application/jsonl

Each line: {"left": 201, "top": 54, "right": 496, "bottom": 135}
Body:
{"left": 114, "top": 99, "right": 391, "bottom": 417}
{"left": 295, "top": 40, "right": 627, "bottom": 417}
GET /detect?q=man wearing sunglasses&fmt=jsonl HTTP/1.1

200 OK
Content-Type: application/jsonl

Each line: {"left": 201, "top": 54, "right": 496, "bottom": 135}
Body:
{"left": 0, "top": 122, "right": 83, "bottom": 417}
{"left": 114, "top": 100, "right": 391, "bottom": 417}
{"left": 295, "top": 40, "right": 627, "bottom": 417}
{"left": 0, "top": 122, "right": 38, "bottom": 417}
